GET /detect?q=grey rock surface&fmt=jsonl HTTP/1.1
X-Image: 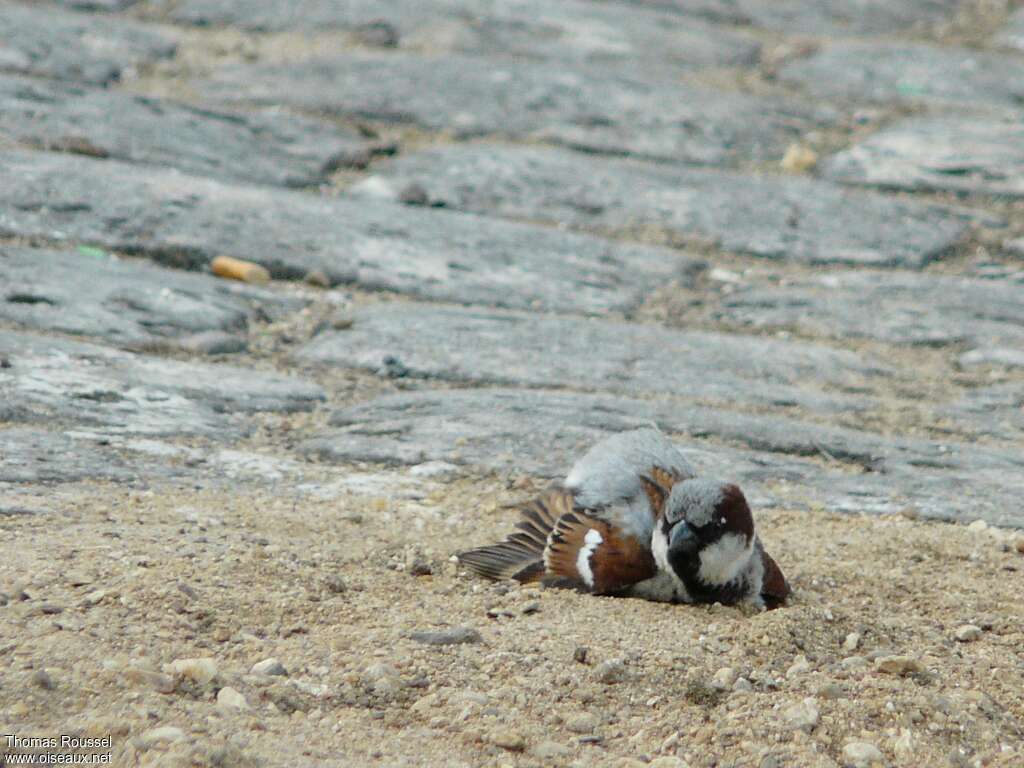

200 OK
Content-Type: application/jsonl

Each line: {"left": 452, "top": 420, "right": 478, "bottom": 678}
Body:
{"left": 0, "top": 4, "right": 175, "bottom": 85}
{"left": 54, "top": 0, "right": 141, "bottom": 9}
{"left": 0, "top": 150, "right": 695, "bottom": 313}
{"left": 162, "top": 0, "right": 760, "bottom": 72}
{"left": 959, "top": 348, "right": 1024, "bottom": 370}
{"left": 0, "top": 428, "right": 135, "bottom": 483}
{"left": 780, "top": 42, "right": 1024, "bottom": 110}
{"left": 611, "top": 0, "right": 960, "bottom": 35}
{"left": 0, "top": 246, "right": 299, "bottom": 346}
{"left": 943, "top": 384, "right": 1024, "bottom": 443}
{"left": 0, "top": 331, "right": 324, "bottom": 438}
{"left": 824, "top": 117, "right": 1024, "bottom": 198}
{"left": 0, "top": 74, "right": 388, "bottom": 186}
{"left": 997, "top": 8, "right": 1024, "bottom": 51}
{"left": 303, "top": 389, "right": 1024, "bottom": 526}
{"left": 296, "top": 303, "right": 889, "bottom": 412}
{"left": 713, "top": 271, "right": 1024, "bottom": 347}
{"left": 350, "top": 145, "right": 972, "bottom": 267}
{"left": 409, "top": 627, "right": 483, "bottom": 646}
{"left": 195, "top": 53, "right": 832, "bottom": 166}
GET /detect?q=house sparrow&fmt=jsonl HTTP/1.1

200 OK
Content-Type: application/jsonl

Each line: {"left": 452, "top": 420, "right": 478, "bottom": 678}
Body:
{"left": 458, "top": 428, "right": 789, "bottom": 609}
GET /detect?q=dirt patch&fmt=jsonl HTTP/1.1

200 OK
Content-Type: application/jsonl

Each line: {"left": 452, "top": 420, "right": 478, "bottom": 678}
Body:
{"left": 1, "top": 480, "right": 1021, "bottom": 767}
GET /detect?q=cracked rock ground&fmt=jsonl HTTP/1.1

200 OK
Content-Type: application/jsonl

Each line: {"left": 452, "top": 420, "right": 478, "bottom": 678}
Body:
{"left": 0, "top": 1, "right": 1022, "bottom": 767}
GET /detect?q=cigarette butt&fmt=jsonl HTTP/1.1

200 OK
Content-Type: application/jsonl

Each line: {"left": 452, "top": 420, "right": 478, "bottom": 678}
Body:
{"left": 210, "top": 255, "right": 271, "bottom": 284}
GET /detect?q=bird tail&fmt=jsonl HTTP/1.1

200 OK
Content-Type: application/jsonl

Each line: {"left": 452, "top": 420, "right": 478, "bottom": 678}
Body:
{"left": 457, "top": 489, "right": 573, "bottom": 582}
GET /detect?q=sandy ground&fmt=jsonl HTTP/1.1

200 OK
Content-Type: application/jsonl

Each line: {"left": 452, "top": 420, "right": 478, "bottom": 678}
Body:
{"left": 1, "top": 476, "right": 1022, "bottom": 768}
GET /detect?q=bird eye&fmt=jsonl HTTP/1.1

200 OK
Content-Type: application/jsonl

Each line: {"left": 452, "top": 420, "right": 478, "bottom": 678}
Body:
{"left": 719, "top": 517, "right": 726, "bottom": 526}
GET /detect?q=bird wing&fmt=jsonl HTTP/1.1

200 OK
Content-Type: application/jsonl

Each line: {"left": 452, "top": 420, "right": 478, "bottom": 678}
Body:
{"left": 457, "top": 488, "right": 574, "bottom": 582}
{"left": 544, "top": 512, "right": 657, "bottom": 594}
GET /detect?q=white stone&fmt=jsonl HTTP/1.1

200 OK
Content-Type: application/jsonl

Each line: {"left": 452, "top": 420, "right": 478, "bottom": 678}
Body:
{"left": 164, "top": 657, "right": 218, "bottom": 685}
{"left": 216, "top": 686, "right": 249, "bottom": 710}
{"left": 362, "top": 662, "right": 399, "bottom": 681}
{"left": 954, "top": 624, "right": 982, "bottom": 642}
{"left": 250, "top": 658, "right": 288, "bottom": 676}
{"left": 408, "top": 460, "right": 460, "bottom": 479}
{"left": 138, "top": 726, "right": 185, "bottom": 747}
{"left": 566, "top": 712, "right": 599, "bottom": 734}
{"left": 843, "top": 741, "right": 884, "bottom": 767}
{"left": 786, "top": 655, "right": 811, "bottom": 678}
{"left": 782, "top": 698, "right": 820, "bottom": 733}
{"left": 711, "top": 667, "right": 737, "bottom": 690}
{"left": 893, "top": 728, "right": 915, "bottom": 758}
{"left": 732, "top": 677, "right": 753, "bottom": 693}
{"left": 649, "top": 757, "right": 690, "bottom": 768}
{"left": 533, "top": 741, "right": 570, "bottom": 759}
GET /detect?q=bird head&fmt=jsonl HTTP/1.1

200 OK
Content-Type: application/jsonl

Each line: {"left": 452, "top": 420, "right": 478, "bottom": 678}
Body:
{"left": 656, "top": 478, "right": 757, "bottom": 602}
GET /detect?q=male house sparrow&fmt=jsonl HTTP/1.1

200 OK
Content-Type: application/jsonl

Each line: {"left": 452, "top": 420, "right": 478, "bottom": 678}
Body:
{"left": 458, "top": 428, "right": 789, "bottom": 609}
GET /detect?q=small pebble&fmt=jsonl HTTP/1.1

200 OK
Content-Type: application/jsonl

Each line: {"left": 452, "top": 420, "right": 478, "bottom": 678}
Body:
{"left": 594, "top": 659, "right": 628, "bottom": 684}
{"left": 532, "top": 741, "right": 570, "bottom": 759}
{"left": 355, "top": 20, "right": 399, "bottom": 47}
{"left": 251, "top": 658, "right": 288, "bottom": 677}
{"left": 842, "top": 632, "right": 861, "bottom": 652}
{"left": 409, "top": 627, "right": 481, "bottom": 645}
{"left": 124, "top": 667, "right": 177, "bottom": 694}
{"left": 408, "top": 558, "right": 433, "bottom": 576}
{"left": 32, "top": 669, "right": 55, "bottom": 690}
{"left": 782, "top": 698, "right": 819, "bottom": 733}
{"left": 874, "top": 655, "right": 922, "bottom": 676}
{"left": 711, "top": 667, "right": 737, "bottom": 690}
{"left": 780, "top": 143, "right": 818, "bottom": 173}
{"left": 398, "top": 183, "right": 430, "bottom": 206}
{"left": 843, "top": 740, "right": 885, "bottom": 767}
{"left": 573, "top": 646, "right": 589, "bottom": 664}
{"left": 786, "top": 655, "right": 811, "bottom": 678}
{"left": 732, "top": 677, "right": 753, "bottom": 693}
{"left": 304, "top": 269, "right": 330, "bottom": 288}
{"left": 893, "top": 728, "right": 915, "bottom": 757}
{"left": 953, "top": 624, "right": 982, "bottom": 642}
{"left": 371, "top": 675, "right": 401, "bottom": 698}
{"left": 408, "top": 461, "right": 460, "bottom": 479}
{"left": 324, "top": 575, "right": 347, "bottom": 594}
{"left": 180, "top": 331, "right": 247, "bottom": 355}
{"left": 566, "top": 712, "right": 599, "bottom": 734}
{"left": 1015, "top": 538, "right": 1024, "bottom": 555}
{"left": 488, "top": 727, "right": 526, "bottom": 752}
{"left": 138, "top": 726, "right": 186, "bottom": 747}
{"left": 817, "top": 682, "right": 845, "bottom": 700}
{"left": 81, "top": 589, "right": 107, "bottom": 607}
{"left": 649, "top": 758, "right": 689, "bottom": 768}
{"left": 967, "top": 520, "right": 988, "bottom": 532}
{"left": 217, "top": 686, "right": 249, "bottom": 710}
{"left": 165, "top": 657, "right": 218, "bottom": 685}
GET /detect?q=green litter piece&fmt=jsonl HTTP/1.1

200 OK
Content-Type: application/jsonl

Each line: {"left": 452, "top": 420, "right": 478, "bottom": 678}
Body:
{"left": 77, "top": 245, "right": 107, "bottom": 259}
{"left": 896, "top": 82, "right": 926, "bottom": 96}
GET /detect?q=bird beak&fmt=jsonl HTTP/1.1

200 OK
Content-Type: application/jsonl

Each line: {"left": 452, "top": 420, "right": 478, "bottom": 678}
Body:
{"left": 668, "top": 521, "right": 699, "bottom": 558}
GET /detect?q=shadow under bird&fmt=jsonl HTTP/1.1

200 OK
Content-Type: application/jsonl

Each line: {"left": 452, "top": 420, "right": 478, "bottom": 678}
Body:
{"left": 458, "top": 428, "right": 789, "bottom": 609}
